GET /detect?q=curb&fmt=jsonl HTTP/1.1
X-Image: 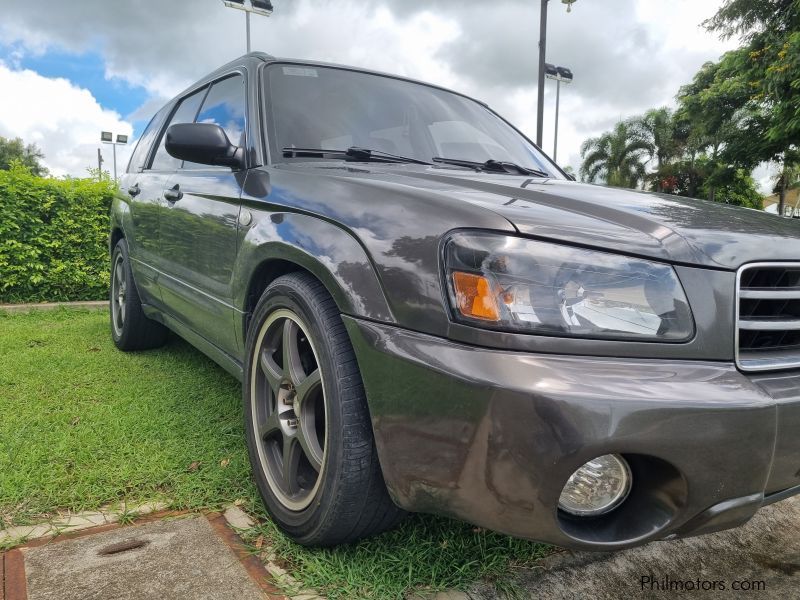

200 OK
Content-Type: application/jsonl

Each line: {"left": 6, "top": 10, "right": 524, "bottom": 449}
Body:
{"left": 0, "top": 301, "right": 106, "bottom": 313}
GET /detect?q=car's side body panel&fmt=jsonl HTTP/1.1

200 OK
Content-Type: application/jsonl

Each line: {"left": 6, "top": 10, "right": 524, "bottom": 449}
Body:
{"left": 157, "top": 169, "right": 245, "bottom": 358}
{"left": 236, "top": 165, "right": 517, "bottom": 339}
{"left": 234, "top": 169, "right": 398, "bottom": 346}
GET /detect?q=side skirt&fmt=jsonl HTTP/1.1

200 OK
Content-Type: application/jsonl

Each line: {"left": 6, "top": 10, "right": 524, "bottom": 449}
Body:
{"left": 142, "top": 303, "right": 244, "bottom": 382}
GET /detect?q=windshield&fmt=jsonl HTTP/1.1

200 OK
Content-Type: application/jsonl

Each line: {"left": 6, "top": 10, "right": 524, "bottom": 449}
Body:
{"left": 265, "top": 64, "right": 561, "bottom": 177}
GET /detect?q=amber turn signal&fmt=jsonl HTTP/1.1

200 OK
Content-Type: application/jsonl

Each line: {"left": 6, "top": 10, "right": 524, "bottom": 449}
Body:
{"left": 452, "top": 272, "right": 501, "bottom": 321}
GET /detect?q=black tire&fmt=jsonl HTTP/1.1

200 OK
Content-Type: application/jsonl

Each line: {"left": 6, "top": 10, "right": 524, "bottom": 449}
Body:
{"left": 110, "top": 238, "right": 169, "bottom": 351}
{"left": 243, "top": 272, "right": 404, "bottom": 546}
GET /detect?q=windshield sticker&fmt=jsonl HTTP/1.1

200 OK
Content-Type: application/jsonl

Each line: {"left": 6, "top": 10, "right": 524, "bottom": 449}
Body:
{"left": 282, "top": 66, "right": 318, "bottom": 77}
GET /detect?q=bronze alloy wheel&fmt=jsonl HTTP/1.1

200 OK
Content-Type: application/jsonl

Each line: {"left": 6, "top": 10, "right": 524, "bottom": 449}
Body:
{"left": 250, "top": 308, "right": 327, "bottom": 511}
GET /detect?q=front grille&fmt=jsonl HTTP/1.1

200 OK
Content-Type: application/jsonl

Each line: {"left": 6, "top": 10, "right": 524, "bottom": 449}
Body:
{"left": 737, "top": 263, "right": 800, "bottom": 371}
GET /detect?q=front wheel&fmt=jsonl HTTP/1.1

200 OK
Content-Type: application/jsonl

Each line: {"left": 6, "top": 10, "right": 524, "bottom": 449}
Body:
{"left": 243, "top": 272, "right": 404, "bottom": 546}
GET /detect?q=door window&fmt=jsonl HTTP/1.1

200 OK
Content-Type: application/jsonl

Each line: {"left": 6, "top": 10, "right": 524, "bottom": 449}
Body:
{"left": 183, "top": 74, "right": 246, "bottom": 170}
{"left": 149, "top": 88, "right": 206, "bottom": 172}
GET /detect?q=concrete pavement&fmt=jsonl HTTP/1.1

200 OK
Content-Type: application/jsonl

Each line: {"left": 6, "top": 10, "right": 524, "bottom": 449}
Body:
{"left": 468, "top": 495, "right": 800, "bottom": 599}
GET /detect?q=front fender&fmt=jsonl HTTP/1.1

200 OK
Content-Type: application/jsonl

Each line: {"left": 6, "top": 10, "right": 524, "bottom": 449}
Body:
{"left": 233, "top": 209, "right": 396, "bottom": 324}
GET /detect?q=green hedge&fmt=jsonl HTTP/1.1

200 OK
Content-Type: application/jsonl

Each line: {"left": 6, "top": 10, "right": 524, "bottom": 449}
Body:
{"left": 0, "top": 164, "right": 117, "bottom": 303}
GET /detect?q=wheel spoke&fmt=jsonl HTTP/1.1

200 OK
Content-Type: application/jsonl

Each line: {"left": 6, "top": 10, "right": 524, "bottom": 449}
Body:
{"left": 115, "top": 262, "right": 124, "bottom": 288}
{"left": 259, "top": 410, "right": 281, "bottom": 441}
{"left": 282, "top": 435, "right": 303, "bottom": 494}
{"left": 259, "top": 349, "right": 283, "bottom": 397}
{"left": 294, "top": 368, "right": 321, "bottom": 412}
{"left": 297, "top": 425, "right": 323, "bottom": 473}
{"left": 282, "top": 319, "right": 306, "bottom": 385}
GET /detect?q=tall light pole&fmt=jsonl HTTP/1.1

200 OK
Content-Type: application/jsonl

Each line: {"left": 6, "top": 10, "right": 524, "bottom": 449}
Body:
{"left": 536, "top": 0, "right": 577, "bottom": 148}
{"left": 545, "top": 63, "right": 573, "bottom": 162}
{"left": 100, "top": 132, "right": 128, "bottom": 181}
{"left": 222, "top": 0, "right": 274, "bottom": 53}
{"left": 97, "top": 148, "right": 104, "bottom": 181}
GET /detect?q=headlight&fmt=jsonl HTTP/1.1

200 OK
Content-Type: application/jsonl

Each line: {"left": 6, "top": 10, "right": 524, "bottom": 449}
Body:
{"left": 444, "top": 232, "right": 693, "bottom": 341}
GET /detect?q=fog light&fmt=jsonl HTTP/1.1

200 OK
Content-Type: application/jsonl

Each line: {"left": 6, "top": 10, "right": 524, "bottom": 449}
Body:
{"left": 558, "top": 454, "right": 632, "bottom": 517}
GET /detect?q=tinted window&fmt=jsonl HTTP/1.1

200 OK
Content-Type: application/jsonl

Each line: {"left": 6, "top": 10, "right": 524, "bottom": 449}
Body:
{"left": 127, "top": 104, "right": 170, "bottom": 173}
{"left": 266, "top": 65, "right": 559, "bottom": 176}
{"left": 150, "top": 88, "right": 206, "bottom": 171}
{"left": 183, "top": 74, "right": 246, "bottom": 170}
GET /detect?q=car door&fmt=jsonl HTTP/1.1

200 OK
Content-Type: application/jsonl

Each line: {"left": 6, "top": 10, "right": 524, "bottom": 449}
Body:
{"left": 134, "top": 86, "right": 208, "bottom": 305}
{"left": 156, "top": 73, "right": 247, "bottom": 357}
{"left": 121, "top": 103, "right": 173, "bottom": 308}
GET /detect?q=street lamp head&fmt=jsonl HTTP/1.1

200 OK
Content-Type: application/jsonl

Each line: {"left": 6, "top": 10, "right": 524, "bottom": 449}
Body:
{"left": 557, "top": 66, "right": 573, "bottom": 82}
{"left": 222, "top": 0, "right": 273, "bottom": 14}
{"left": 116, "top": 134, "right": 129, "bottom": 144}
{"left": 250, "top": 0, "right": 273, "bottom": 15}
{"left": 100, "top": 131, "right": 112, "bottom": 143}
{"left": 544, "top": 63, "right": 559, "bottom": 78}
{"left": 562, "top": 0, "right": 577, "bottom": 13}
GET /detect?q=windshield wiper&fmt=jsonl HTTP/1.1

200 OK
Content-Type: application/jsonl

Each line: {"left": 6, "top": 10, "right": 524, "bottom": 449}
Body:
{"left": 432, "top": 157, "right": 549, "bottom": 178}
{"left": 282, "top": 146, "right": 432, "bottom": 166}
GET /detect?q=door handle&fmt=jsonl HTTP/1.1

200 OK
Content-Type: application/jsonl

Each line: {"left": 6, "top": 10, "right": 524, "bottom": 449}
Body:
{"left": 164, "top": 184, "right": 183, "bottom": 202}
{"left": 127, "top": 183, "right": 140, "bottom": 197}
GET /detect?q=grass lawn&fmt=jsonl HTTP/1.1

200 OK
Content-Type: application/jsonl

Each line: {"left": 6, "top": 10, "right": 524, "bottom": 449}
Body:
{"left": 0, "top": 308, "right": 550, "bottom": 599}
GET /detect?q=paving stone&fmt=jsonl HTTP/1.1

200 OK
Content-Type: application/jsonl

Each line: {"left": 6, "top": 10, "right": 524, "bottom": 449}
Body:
{"left": 223, "top": 505, "right": 255, "bottom": 530}
{"left": 0, "top": 524, "right": 52, "bottom": 543}
{"left": 23, "top": 514, "right": 265, "bottom": 600}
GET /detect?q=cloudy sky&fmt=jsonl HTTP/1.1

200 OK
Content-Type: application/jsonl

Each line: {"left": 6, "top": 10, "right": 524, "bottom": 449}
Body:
{"left": 0, "top": 0, "right": 746, "bottom": 183}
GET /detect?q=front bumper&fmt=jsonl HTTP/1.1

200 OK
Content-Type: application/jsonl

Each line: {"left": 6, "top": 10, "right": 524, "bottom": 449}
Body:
{"left": 344, "top": 317, "right": 800, "bottom": 551}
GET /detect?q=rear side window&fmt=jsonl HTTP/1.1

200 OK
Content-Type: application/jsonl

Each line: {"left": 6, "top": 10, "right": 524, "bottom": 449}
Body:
{"left": 149, "top": 88, "right": 206, "bottom": 172}
{"left": 183, "top": 74, "right": 246, "bottom": 170}
{"left": 126, "top": 104, "right": 170, "bottom": 173}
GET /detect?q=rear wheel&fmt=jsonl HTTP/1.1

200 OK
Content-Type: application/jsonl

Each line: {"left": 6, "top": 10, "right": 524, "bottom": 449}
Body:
{"left": 110, "top": 238, "right": 168, "bottom": 351}
{"left": 243, "top": 272, "right": 404, "bottom": 546}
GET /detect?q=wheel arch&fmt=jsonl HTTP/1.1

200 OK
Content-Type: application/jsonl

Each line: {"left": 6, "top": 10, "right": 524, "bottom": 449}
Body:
{"left": 110, "top": 226, "right": 125, "bottom": 253}
{"left": 235, "top": 212, "right": 396, "bottom": 338}
{"left": 109, "top": 195, "right": 131, "bottom": 253}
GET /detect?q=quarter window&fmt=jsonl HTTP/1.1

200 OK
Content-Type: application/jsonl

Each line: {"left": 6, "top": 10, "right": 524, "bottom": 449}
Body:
{"left": 127, "top": 104, "right": 170, "bottom": 173}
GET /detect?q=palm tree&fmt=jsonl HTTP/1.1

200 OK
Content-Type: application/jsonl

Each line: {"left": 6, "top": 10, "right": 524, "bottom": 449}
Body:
{"left": 632, "top": 107, "right": 679, "bottom": 191}
{"left": 579, "top": 121, "right": 653, "bottom": 188}
{"left": 637, "top": 108, "right": 676, "bottom": 168}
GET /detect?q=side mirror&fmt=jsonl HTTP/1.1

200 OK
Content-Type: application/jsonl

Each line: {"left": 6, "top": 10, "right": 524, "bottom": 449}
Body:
{"left": 165, "top": 123, "right": 243, "bottom": 169}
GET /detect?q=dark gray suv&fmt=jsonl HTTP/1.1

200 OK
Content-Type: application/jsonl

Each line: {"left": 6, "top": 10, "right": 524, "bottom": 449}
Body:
{"left": 110, "top": 52, "right": 800, "bottom": 550}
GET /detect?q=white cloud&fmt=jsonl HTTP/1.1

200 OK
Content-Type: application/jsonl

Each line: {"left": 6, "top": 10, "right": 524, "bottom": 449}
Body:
{"left": 0, "top": 0, "right": 742, "bottom": 182}
{"left": 0, "top": 62, "right": 133, "bottom": 177}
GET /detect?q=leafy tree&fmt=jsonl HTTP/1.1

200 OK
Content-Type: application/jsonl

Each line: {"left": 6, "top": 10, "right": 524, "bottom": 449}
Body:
{"left": 703, "top": 0, "right": 800, "bottom": 213}
{"left": 579, "top": 121, "right": 653, "bottom": 188}
{"left": 0, "top": 136, "right": 48, "bottom": 177}
{"left": 675, "top": 57, "right": 754, "bottom": 202}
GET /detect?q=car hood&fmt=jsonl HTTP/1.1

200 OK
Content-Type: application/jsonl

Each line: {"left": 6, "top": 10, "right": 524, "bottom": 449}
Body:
{"left": 288, "top": 163, "right": 799, "bottom": 270}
